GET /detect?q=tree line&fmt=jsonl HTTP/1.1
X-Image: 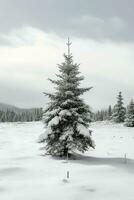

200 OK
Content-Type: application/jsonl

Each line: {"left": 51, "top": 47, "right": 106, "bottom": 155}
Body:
{"left": 93, "top": 92, "right": 134, "bottom": 127}
{"left": 0, "top": 108, "right": 42, "bottom": 122}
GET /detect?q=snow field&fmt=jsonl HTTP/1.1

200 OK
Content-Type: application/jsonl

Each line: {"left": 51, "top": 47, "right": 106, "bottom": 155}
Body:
{"left": 0, "top": 121, "right": 134, "bottom": 200}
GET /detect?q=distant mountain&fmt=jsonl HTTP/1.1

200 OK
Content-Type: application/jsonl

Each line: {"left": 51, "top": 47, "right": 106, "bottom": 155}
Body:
{"left": 0, "top": 103, "right": 40, "bottom": 114}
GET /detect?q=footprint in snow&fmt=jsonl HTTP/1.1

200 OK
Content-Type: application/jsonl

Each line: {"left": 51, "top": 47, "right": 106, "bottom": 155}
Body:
{"left": 81, "top": 185, "right": 96, "bottom": 193}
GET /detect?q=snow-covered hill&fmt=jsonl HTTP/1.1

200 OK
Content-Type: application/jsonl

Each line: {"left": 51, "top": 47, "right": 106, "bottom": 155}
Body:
{"left": 0, "top": 121, "right": 134, "bottom": 200}
{"left": 0, "top": 102, "right": 39, "bottom": 113}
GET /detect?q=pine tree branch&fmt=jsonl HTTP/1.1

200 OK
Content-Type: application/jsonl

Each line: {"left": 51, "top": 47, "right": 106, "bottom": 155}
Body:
{"left": 48, "top": 78, "right": 61, "bottom": 85}
{"left": 77, "top": 87, "right": 93, "bottom": 94}
{"left": 43, "top": 92, "right": 55, "bottom": 99}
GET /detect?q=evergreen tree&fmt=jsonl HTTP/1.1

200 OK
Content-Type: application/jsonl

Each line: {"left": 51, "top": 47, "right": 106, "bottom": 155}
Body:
{"left": 93, "top": 107, "right": 111, "bottom": 122}
{"left": 112, "top": 92, "right": 126, "bottom": 123}
{"left": 125, "top": 100, "right": 134, "bottom": 127}
{"left": 108, "top": 105, "right": 112, "bottom": 120}
{"left": 39, "top": 39, "right": 95, "bottom": 157}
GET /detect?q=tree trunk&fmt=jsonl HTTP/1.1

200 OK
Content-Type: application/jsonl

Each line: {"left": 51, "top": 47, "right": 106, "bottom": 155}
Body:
{"left": 63, "top": 147, "right": 68, "bottom": 157}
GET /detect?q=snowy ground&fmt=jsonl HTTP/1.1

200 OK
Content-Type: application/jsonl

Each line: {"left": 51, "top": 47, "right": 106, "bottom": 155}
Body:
{"left": 0, "top": 121, "right": 134, "bottom": 200}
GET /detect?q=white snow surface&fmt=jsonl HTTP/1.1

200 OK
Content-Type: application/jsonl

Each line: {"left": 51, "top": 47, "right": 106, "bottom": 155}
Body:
{"left": 0, "top": 121, "right": 134, "bottom": 200}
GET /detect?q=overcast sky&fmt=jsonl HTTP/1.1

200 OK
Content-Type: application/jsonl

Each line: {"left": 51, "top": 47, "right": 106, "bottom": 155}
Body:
{"left": 0, "top": 0, "right": 134, "bottom": 110}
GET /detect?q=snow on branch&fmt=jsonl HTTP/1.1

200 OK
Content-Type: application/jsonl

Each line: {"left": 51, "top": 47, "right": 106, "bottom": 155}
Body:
{"left": 77, "top": 123, "right": 90, "bottom": 137}
{"left": 48, "top": 116, "right": 60, "bottom": 127}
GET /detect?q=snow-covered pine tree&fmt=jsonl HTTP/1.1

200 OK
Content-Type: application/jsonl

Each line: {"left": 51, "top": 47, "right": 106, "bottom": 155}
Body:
{"left": 112, "top": 92, "right": 126, "bottom": 123}
{"left": 125, "top": 100, "right": 134, "bottom": 127}
{"left": 39, "top": 38, "right": 95, "bottom": 157}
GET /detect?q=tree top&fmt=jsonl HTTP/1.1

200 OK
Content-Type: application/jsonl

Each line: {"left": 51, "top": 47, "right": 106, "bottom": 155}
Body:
{"left": 66, "top": 37, "right": 72, "bottom": 57}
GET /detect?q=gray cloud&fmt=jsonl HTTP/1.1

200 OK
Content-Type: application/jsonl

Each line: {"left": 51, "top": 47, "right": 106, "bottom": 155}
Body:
{"left": 0, "top": 82, "right": 45, "bottom": 108}
{"left": 0, "top": 0, "right": 133, "bottom": 42}
{"left": 0, "top": 0, "right": 133, "bottom": 110}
